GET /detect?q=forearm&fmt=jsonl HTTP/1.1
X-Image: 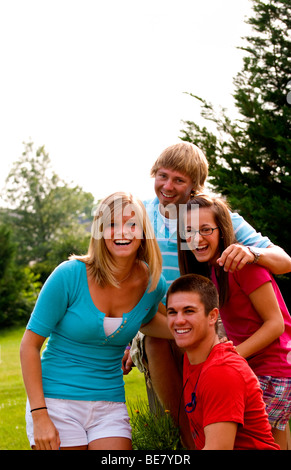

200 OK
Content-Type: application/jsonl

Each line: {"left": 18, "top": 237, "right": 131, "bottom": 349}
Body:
{"left": 20, "top": 335, "right": 46, "bottom": 409}
{"left": 140, "top": 311, "right": 173, "bottom": 339}
{"left": 236, "top": 319, "right": 284, "bottom": 359}
{"left": 257, "top": 245, "right": 291, "bottom": 275}
{"left": 20, "top": 333, "right": 61, "bottom": 450}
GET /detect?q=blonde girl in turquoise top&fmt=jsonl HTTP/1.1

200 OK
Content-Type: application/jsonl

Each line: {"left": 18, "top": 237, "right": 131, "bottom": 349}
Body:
{"left": 20, "top": 192, "right": 171, "bottom": 451}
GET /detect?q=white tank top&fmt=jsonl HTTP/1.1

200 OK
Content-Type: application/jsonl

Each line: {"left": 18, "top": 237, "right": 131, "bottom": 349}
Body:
{"left": 103, "top": 317, "right": 123, "bottom": 336}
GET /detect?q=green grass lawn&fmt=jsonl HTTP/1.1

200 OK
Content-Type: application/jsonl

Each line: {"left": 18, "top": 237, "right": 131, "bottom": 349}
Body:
{"left": 3, "top": 326, "right": 289, "bottom": 451}
{"left": 0, "top": 326, "right": 147, "bottom": 450}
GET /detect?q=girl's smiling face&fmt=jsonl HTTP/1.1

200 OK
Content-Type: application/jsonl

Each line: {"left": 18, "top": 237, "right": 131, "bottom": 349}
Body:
{"left": 103, "top": 211, "right": 143, "bottom": 260}
{"left": 186, "top": 207, "right": 221, "bottom": 266}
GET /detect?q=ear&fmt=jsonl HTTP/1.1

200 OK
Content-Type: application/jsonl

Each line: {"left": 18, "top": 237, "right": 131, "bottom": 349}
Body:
{"left": 208, "top": 307, "right": 219, "bottom": 326}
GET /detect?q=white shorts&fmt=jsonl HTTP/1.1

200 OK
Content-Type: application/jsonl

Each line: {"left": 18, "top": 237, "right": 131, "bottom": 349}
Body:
{"left": 26, "top": 398, "right": 131, "bottom": 448}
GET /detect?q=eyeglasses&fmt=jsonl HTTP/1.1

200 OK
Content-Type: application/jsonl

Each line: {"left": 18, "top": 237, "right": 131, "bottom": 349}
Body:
{"left": 181, "top": 226, "right": 219, "bottom": 239}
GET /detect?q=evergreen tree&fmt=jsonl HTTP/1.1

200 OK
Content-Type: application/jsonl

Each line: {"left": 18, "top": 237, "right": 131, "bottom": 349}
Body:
{"left": 180, "top": 0, "right": 291, "bottom": 302}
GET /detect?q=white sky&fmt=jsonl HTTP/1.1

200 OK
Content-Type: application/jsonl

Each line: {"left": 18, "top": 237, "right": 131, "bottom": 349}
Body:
{"left": 0, "top": 0, "right": 253, "bottom": 203}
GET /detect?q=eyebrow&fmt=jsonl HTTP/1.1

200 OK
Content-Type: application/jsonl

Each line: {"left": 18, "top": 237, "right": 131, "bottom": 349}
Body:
{"left": 167, "top": 305, "right": 196, "bottom": 311}
{"left": 157, "top": 170, "right": 186, "bottom": 180}
{"left": 187, "top": 224, "right": 212, "bottom": 228}
{"left": 166, "top": 307, "right": 177, "bottom": 313}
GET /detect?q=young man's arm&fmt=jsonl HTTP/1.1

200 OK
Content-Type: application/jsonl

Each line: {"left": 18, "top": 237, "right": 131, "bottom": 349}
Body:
{"left": 217, "top": 243, "right": 291, "bottom": 274}
{"left": 203, "top": 422, "right": 237, "bottom": 450}
{"left": 220, "top": 212, "right": 291, "bottom": 274}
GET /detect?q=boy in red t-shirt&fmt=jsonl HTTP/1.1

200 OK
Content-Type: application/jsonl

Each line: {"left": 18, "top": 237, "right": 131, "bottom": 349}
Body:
{"left": 166, "top": 273, "right": 280, "bottom": 450}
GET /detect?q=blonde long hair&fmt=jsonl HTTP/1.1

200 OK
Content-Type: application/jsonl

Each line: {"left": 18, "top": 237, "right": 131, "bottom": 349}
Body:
{"left": 70, "top": 192, "right": 162, "bottom": 292}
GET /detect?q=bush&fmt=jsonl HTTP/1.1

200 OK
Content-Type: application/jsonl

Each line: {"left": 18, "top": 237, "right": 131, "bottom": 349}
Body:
{"left": 129, "top": 399, "right": 184, "bottom": 451}
{"left": 0, "top": 225, "right": 41, "bottom": 327}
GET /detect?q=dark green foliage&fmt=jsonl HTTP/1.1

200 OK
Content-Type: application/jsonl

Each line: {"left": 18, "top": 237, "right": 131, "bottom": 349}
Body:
{"left": 0, "top": 141, "right": 94, "bottom": 324}
{"left": 1, "top": 141, "right": 94, "bottom": 283}
{"left": 180, "top": 0, "right": 291, "bottom": 304}
{"left": 0, "top": 225, "right": 41, "bottom": 326}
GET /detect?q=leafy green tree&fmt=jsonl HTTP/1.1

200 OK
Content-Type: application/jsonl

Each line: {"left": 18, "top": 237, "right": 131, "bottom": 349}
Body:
{"left": 0, "top": 225, "right": 41, "bottom": 326}
{"left": 1, "top": 141, "right": 94, "bottom": 282}
{"left": 180, "top": 0, "right": 291, "bottom": 303}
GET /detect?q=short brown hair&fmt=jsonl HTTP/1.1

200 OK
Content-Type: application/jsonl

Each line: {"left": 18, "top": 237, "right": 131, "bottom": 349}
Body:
{"left": 150, "top": 142, "right": 208, "bottom": 194}
{"left": 166, "top": 273, "right": 219, "bottom": 314}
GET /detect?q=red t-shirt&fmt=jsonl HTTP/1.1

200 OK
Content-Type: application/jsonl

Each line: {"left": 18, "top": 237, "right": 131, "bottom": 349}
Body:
{"left": 183, "top": 343, "right": 280, "bottom": 450}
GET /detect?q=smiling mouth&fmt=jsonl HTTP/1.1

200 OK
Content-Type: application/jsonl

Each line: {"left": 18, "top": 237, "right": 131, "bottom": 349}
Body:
{"left": 161, "top": 191, "right": 175, "bottom": 199}
{"left": 195, "top": 245, "right": 208, "bottom": 253}
{"left": 114, "top": 239, "right": 132, "bottom": 245}
{"left": 175, "top": 328, "right": 191, "bottom": 335}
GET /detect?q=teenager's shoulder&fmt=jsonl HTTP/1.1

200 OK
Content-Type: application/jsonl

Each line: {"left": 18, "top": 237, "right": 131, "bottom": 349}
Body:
{"left": 44, "top": 260, "right": 86, "bottom": 292}
{"left": 205, "top": 343, "right": 249, "bottom": 374}
{"left": 143, "top": 196, "right": 159, "bottom": 205}
{"left": 148, "top": 273, "right": 167, "bottom": 299}
{"left": 53, "top": 259, "right": 85, "bottom": 276}
{"left": 232, "top": 262, "right": 271, "bottom": 279}
{"left": 201, "top": 344, "right": 252, "bottom": 389}
{"left": 143, "top": 197, "right": 159, "bottom": 212}
{"left": 230, "top": 263, "right": 272, "bottom": 295}
{"left": 229, "top": 211, "right": 271, "bottom": 247}
{"left": 157, "top": 273, "right": 167, "bottom": 294}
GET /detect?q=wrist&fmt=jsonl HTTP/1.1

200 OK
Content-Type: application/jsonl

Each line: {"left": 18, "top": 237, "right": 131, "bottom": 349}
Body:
{"left": 30, "top": 406, "right": 47, "bottom": 413}
{"left": 247, "top": 246, "right": 261, "bottom": 264}
{"left": 30, "top": 406, "right": 48, "bottom": 419}
{"left": 31, "top": 408, "right": 49, "bottom": 422}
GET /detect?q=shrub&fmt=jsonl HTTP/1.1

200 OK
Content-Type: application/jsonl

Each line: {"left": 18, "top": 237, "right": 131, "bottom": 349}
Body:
{"left": 129, "top": 399, "right": 183, "bottom": 450}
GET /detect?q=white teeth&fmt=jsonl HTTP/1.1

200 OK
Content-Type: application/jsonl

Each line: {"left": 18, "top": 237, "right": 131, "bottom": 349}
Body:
{"left": 196, "top": 245, "right": 208, "bottom": 251}
{"left": 176, "top": 329, "right": 191, "bottom": 334}
{"left": 161, "top": 191, "right": 174, "bottom": 198}
{"left": 114, "top": 239, "right": 131, "bottom": 245}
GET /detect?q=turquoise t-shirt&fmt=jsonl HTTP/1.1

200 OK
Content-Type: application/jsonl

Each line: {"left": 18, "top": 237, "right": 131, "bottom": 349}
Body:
{"left": 26, "top": 259, "right": 166, "bottom": 402}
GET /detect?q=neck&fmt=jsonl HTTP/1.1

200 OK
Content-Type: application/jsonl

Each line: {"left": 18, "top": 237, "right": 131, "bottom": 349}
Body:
{"left": 115, "top": 258, "right": 138, "bottom": 283}
{"left": 187, "top": 333, "right": 220, "bottom": 365}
